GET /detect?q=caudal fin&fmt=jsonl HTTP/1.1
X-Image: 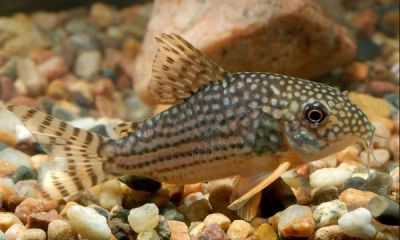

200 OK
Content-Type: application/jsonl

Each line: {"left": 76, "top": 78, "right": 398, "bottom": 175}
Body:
{"left": 7, "top": 105, "right": 109, "bottom": 199}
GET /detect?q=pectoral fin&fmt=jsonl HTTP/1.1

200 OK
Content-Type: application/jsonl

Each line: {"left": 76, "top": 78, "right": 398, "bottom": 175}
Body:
{"left": 228, "top": 161, "right": 291, "bottom": 220}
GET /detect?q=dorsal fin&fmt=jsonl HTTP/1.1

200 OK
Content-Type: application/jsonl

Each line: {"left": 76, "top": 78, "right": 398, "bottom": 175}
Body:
{"left": 113, "top": 121, "right": 139, "bottom": 139}
{"left": 149, "top": 33, "right": 228, "bottom": 104}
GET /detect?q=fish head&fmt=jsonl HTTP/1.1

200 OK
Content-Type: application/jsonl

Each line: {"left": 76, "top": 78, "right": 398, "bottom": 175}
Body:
{"left": 274, "top": 77, "right": 375, "bottom": 162}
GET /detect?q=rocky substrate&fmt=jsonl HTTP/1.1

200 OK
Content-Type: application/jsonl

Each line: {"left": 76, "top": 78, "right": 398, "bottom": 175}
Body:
{"left": 0, "top": 0, "right": 399, "bottom": 240}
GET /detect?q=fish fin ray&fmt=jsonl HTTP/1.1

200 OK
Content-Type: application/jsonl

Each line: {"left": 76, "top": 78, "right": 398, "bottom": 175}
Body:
{"left": 7, "top": 105, "right": 109, "bottom": 199}
{"left": 149, "top": 33, "right": 228, "bottom": 104}
{"left": 228, "top": 161, "right": 291, "bottom": 220}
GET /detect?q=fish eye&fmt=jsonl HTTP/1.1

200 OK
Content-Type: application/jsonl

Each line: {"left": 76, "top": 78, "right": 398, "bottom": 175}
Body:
{"left": 305, "top": 104, "right": 326, "bottom": 124}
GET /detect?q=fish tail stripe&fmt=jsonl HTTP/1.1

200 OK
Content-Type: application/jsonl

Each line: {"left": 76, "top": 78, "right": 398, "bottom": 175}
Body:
{"left": 7, "top": 105, "right": 109, "bottom": 199}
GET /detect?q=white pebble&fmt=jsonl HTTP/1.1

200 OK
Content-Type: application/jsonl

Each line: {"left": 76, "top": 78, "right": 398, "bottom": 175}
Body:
{"left": 66, "top": 205, "right": 112, "bottom": 240}
{"left": 5, "top": 223, "right": 26, "bottom": 240}
{"left": 338, "top": 208, "right": 376, "bottom": 239}
{"left": 128, "top": 203, "right": 159, "bottom": 233}
{"left": 19, "top": 228, "right": 46, "bottom": 240}
{"left": 99, "top": 179, "right": 123, "bottom": 209}
{"left": 0, "top": 148, "right": 32, "bottom": 168}
{"left": 137, "top": 229, "right": 160, "bottom": 240}
{"left": 359, "top": 149, "right": 390, "bottom": 168}
{"left": 74, "top": 51, "right": 102, "bottom": 78}
{"left": 310, "top": 167, "right": 352, "bottom": 189}
{"left": 226, "top": 220, "right": 253, "bottom": 239}
{"left": 313, "top": 200, "right": 348, "bottom": 227}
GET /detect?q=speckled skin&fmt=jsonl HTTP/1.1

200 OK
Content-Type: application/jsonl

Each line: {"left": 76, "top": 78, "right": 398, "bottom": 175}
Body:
{"left": 105, "top": 72, "right": 375, "bottom": 183}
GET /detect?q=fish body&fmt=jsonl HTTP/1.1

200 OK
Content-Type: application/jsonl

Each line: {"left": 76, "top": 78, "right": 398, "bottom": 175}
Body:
{"left": 7, "top": 33, "right": 375, "bottom": 220}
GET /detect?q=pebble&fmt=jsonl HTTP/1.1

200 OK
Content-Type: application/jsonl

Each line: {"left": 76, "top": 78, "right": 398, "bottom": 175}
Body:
{"left": 47, "top": 219, "right": 78, "bottom": 240}
{"left": 338, "top": 188, "right": 377, "bottom": 211}
{"left": 255, "top": 223, "right": 277, "bottom": 240}
{"left": 196, "top": 223, "right": 228, "bottom": 240}
{"left": 278, "top": 204, "right": 315, "bottom": 237}
{"left": 0, "top": 230, "right": 5, "bottom": 240}
{"left": 14, "top": 198, "right": 57, "bottom": 224}
{"left": 179, "top": 198, "right": 212, "bottom": 222}
{"left": 155, "top": 217, "right": 171, "bottom": 240}
{"left": 356, "top": 37, "right": 381, "bottom": 61}
{"left": 188, "top": 222, "right": 205, "bottom": 239}
{"left": 161, "top": 205, "right": 185, "bottom": 221}
{"left": 343, "top": 177, "right": 367, "bottom": 191}
{"left": 167, "top": 220, "right": 190, "bottom": 240}
{"left": 203, "top": 213, "right": 231, "bottom": 231}
{"left": 89, "top": 3, "right": 116, "bottom": 28}
{"left": 389, "top": 166, "right": 399, "bottom": 192}
{"left": 312, "top": 186, "right": 339, "bottom": 204}
{"left": 37, "top": 56, "right": 67, "bottom": 80}
{"left": 309, "top": 167, "right": 353, "bottom": 189}
{"left": 359, "top": 148, "right": 390, "bottom": 168}
{"left": 74, "top": 50, "right": 102, "bottom": 78}
{"left": 16, "top": 58, "right": 47, "bottom": 97}
{"left": 19, "top": 228, "right": 46, "bottom": 240}
{"left": 99, "top": 179, "right": 123, "bottom": 210}
{"left": 128, "top": 203, "right": 160, "bottom": 233}
{"left": 226, "top": 220, "right": 253, "bottom": 239}
{"left": 313, "top": 200, "right": 348, "bottom": 227}
{"left": 67, "top": 204, "right": 112, "bottom": 240}
{"left": 336, "top": 146, "right": 360, "bottom": 163}
{"left": 338, "top": 208, "right": 376, "bottom": 239}
{"left": 367, "top": 195, "right": 399, "bottom": 226}
{"left": 0, "top": 213, "right": 22, "bottom": 232}
{"left": 109, "top": 218, "right": 136, "bottom": 240}
{"left": 4, "top": 223, "right": 26, "bottom": 240}
{"left": 208, "top": 185, "right": 237, "bottom": 219}
{"left": 379, "top": 10, "right": 399, "bottom": 37}
{"left": 27, "top": 209, "right": 62, "bottom": 230}
{"left": 313, "top": 225, "right": 350, "bottom": 240}
{"left": 0, "top": 148, "right": 32, "bottom": 168}
{"left": 389, "top": 135, "right": 399, "bottom": 161}
{"left": 342, "top": 61, "right": 369, "bottom": 82}
{"left": 137, "top": 229, "right": 160, "bottom": 240}
{"left": 363, "top": 172, "right": 393, "bottom": 195}
{"left": 11, "top": 165, "right": 36, "bottom": 183}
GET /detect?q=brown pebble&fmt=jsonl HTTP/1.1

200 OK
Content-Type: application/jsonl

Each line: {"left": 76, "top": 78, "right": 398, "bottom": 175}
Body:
{"left": 46, "top": 79, "right": 68, "bottom": 100}
{"left": 0, "top": 160, "right": 17, "bottom": 178}
{"left": 48, "top": 219, "right": 79, "bottom": 240}
{"left": 0, "top": 183, "right": 16, "bottom": 201}
{"left": 0, "top": 130, "right": 16, "bottom": 147}
{"left": 122, "top": 38, "right": 141, "bottom": 58}
{"left": 38, "top": 56, "right": 67, "bottom": 80}
{"left": 380, "top": 10, "right": 400, "bottom": 37}
{"left": 351, "top": 8, "right": 378, "bottom": 36}
{"left": 27, "top": 209, "right": 63, "bottom": 231}
{"left": 0, "top": 76, "right": 16, "bottom": 101}
{"left": 338, "top": 188, "right": 377, "bottom": 211}
{"left": 5, "top": 195, "right": 25, "bottom": 212}
{"left": 366, "top": 80, "right": 399, "bottom": 97}
{"left": 168, "top": 220, "right": 190, "bottom": 240}
{"left": 341, "top": 61, "right": 369, "bottom": 82}
{"left": 15, "top": 198, "right": 58, "bottom": 224}
{"left": 6, "top": 96, "right": 40, "bottom": 109}
{"left": 208, "top": 185, "right": 238, "bottom": 220}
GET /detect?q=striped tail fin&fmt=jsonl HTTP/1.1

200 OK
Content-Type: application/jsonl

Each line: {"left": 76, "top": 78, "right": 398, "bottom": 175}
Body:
{"left": 7, "top": 105, "right": 109, "bottom": 199}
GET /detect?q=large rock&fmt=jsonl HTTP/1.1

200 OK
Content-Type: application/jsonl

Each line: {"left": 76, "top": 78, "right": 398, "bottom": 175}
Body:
{"left": 133, "top": 0, "right": 356, "bottom": 104}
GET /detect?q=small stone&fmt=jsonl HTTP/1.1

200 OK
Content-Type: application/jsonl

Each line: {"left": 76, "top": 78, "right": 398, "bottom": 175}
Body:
{"left": 0, "top": 183, "right": 16, "bottom": 201}
{"left": 161, "top": 204, "right": 185, "bottom": 221}
{"left": 188, "top": 222, "right": 205, "bottom": 239}
{"left": 89, "top": 3, "right": 116, "bottom": 28}
{"left": 255, "top": 223, "right": 277, "bottom": 240}
{"left": 342, "top": 61, "right": 369, "bottom": 82}
{"left": 389, "top": 135, "right": 399, "bottom": 161}
{"left": 0, "top": 230, "right": 6, "bottom": 240}
{"left": 379, "top": 10, "right": 400, "bottom": 37}
{"left": 122, "top": 38, "right": 141, "bottom": 58}
{"left": 338, "top": 208, "right": 376, "bottom": 239}
{"left": 109, "top": 218, "right": 136, "bottom": 240}
{"left": 367, "top": 195, "right": 399, "bottom": 226}
{"left": 27, "top": 209, "right": 62, "bottom": 230}
{"left": 0, "top": 76, "right": 15, "bottom": 102}
{"left": 15, "top": 198, "right": 57, "bottom": 224}
{"left": 359, "top": 149, "right": 390, "bottom": 168}
{"left": 313, "top": 225, "right": 350, "bottom": 240}
{"left": 47, "top": 219, "right": 78, "bottom": 240}
{"left": 179, "top": 198, "right": 212, "bottom": 222}
{"left": 389, "top": 166, "right": 399, "bottom": 192}
{"left": 74, "top": 50, "right": 102, "bottom": 79}
{"left": 16, "top": 58, "right": 47, "bottom": 97}
{"left": 363, "top": 172, "right": 393, "bottom": 195}
{"left": 167, "top": 220, "right": 189, "bottom": 240}
{"left": 108, "top": 205, "right": 130, "bottom": 222}
{"left": 99, "top": 179, "right": 123, "bottom": 210}
{"left": 0, "top": 148, "right": 32, "bottom": 168}
{"left": 5, "top": 195, "right": 24, "bottom": 212}
{"left": 0, "top": 160, "right": 16, "bottom": 178}
{"left": 208, "top": 185, "right": 237, "bottom": 219}
{"left": 351, "top": 8, "right": 378, "bottom": 36}
{"left": 278, "top": 204, "right": 314, "bottom": 237}
{"left": 19, "top": 228, "right": 46, "bottom": 240}
{"left": 137, "top": 229, "right": 160, "bottom": 240}
{"left": 196, "top": 223, "right": 228, "bottom": 240}
{"left": 128, "top": 203, "right": 160, "bottom": 233}
{"left": 0, "top": 213, "right": 22, "bottom": 232}
{"left": 313, "top": 200, "right": 348, "bottom": 227}
{"left": 37, "top": 56, "right": 67, "bottom": 80}
{"left": 348, "top": 92, "right": 391, "bottom": 119}
{"left": 46, "top": 79, "right": 68, "bottom": 100}
{"left": 4, "top": 223, "right": 26, "bottom": 240}
{"left": 203, "top": 213, "right": 231, "bottom": 231}
{"left": 310, "top": 167, "right": 353, "bottom": 189}
{"left": 371, "top": 120, "right": 391, "bottom": 148}
{"left": 356, "top": 37, "right": 381, "bottom": 61}
{"left": 227, "top": 220, "right": 253, "bottom": 239}
{"left": 11, "top": 165, "right": 36, "bottom": 183}
{"left": 339, "top": 188, "right": 377, "bottom": 211}
{"left": 336, "top": 146, "right": 360, "bottom": 163}
{"left": 67, "top": 204, "right": 112, "bottom": 240}
{"left": 155, "top": 217, "right": 171, "bottom": 240}
{"left": 343, "top": 177, "right": 367, "bottom": 191}
{"left": 375, "top": 226, "right": 400, "bottom": 240}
